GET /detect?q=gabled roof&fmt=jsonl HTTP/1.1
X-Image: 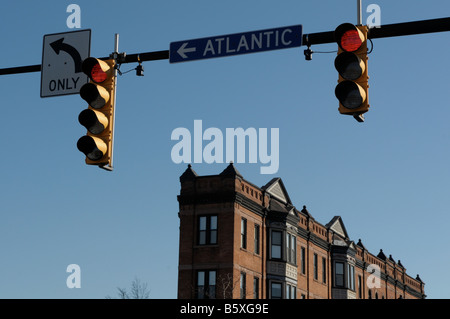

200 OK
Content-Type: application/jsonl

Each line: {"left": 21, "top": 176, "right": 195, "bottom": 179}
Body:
{"left": 326, "top": 216, "right": 349, "bottom": 240}
{"left": 262, "top": 178, "right": 292, "bottom": 205}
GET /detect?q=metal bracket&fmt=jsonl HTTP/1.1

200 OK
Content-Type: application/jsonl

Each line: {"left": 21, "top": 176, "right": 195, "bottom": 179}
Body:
{"left": 304, "top": 34, "right": 313, "bottom": 61}
{"left": 110, "top": 52, "right": 127, "bottom": 64}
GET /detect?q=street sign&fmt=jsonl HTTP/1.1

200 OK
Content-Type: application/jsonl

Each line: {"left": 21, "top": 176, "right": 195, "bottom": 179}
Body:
{"left": 41, "top": 29, "right": 91, "bottom": 98}
{"left": 170, "top": 25, "right": 302, "bottom": 63}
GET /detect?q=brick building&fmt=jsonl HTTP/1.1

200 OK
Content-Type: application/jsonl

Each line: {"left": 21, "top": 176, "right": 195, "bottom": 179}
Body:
{"left": 177, "top": 163, "right": 425, "bottom": 299}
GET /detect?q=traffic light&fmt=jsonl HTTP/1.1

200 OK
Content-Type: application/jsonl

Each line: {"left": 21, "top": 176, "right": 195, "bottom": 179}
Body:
{"left": 334, "top": 23, "right": 369, "bottom": 122}
{"left": 77, "top": 57, "right": 116, "bottom": 169}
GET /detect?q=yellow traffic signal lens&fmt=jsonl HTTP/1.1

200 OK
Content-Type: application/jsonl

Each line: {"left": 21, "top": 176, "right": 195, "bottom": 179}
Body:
{"left": 78, "top": 109, "right": 109, "bottom": 135}
{"left": 77, "top": 136, "right": 107, "bottom": 161}
{"left": 91, "top": 63, "right": 107, "bottom": 83}
{"left": 79, "top": 83, "right": 110, "bottom": 109}
{"left": 335, "top": 81, "right": 367, "bottom": 109}
{"left": 334, "top": 52, "right": 365, "bottom": 81}
{"left": 340, "top": 30, "right": 362, "bottom": 52}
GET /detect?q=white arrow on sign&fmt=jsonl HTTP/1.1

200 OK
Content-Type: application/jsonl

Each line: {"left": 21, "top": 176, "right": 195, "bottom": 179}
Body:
{"left": 177, "top": 42, "right": 196, "bottom": 59}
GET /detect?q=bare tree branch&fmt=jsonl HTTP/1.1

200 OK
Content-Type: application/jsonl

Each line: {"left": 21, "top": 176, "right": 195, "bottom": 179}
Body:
{"left": 106, "top": 277, "right": 151, "bottom": 299}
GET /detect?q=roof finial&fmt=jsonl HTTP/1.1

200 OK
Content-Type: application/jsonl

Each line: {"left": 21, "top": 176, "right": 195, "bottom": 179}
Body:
{"left": 220, "top": 162, "right": 242, "bottom": 178}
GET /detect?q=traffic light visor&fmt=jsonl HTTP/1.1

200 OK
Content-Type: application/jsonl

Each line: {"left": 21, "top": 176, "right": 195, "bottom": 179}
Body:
{"left": 335, "top": 81, "right": 367, "bottom": 109}
{"left": 77, "top": 136, "right": 107, "bottom": 161}
{"left": 82, "top": 58, "right": 112, "bottom": 83}
{"left": 335, "top": 52, "right": 365, "bottom": 81}
{"left": 78, "top": 109, "right": 109, "bottom": 135}
{"left": 335, "top": 23, "right": 365, "bottom": 52}
{"left": 80, "top": 83, "right": 110, "bottom": 109}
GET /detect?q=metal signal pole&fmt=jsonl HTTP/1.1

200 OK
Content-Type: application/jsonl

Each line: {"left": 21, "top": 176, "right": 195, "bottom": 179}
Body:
{"left": 357, "top": 0, "right": 363, "bottom": 25}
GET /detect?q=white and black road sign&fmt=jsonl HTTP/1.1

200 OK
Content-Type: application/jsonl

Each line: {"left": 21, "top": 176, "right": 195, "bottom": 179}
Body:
{"left": 41, "top": 29, "right": 91, "bottom": 98}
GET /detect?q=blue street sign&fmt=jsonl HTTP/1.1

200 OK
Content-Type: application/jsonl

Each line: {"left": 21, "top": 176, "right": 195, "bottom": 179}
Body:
{"left": 170, "top": 25, "right": 302, "bottom": 63}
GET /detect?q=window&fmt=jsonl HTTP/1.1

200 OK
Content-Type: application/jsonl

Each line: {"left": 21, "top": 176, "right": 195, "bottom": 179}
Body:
{"left": 335, "top": 262, "right": 344, "bottom": 287}
{"left": 286, "top": 284, "right": 296, "bottom": 299}
{"left": 322, "top": 257, "right": 327, "bottom": 283}
{"left": 358, "top": 275, "right": 362, "bottom": 298}
{"left": 347, "top": 264, "right": 355, "bottom": 290}
{"left": 240, "top": 272, "right": 246, "bottom": 299}
{"left": 198, "top": 216, "right": 217, "bottom": 245}
{"left": 286, "top": 233, "right": 290, "bottom": 262}
{"left": 313, "top": 253, "right": 318, "bottom": 280}
{"left": 301, "top": 247, "right": 306, "bottom": 274}
{"left": 254, "top": 224, "right": 260, "bottom": 255}
{"left": 286, "top": 233, "right": 296, "bottom": 264}
{"left": 241, "top": 218, "right": 247, "bottom": 249}
{"left": 291, "top": 235, "right": 296, "bottom": 264}
{"left": 270, "top": 282, "right": 282, "bottom": 299}
{"left": 271, "top": 231, "right": 282, "bottom": 259}
{"left": 196, "top": 270, "right": 216, "bottom": 299}
{"left": 253, "top": 277, "right": 259, "bottom": 299}
{"left": 291, "top": 285, "right": 296, "bottom": 299}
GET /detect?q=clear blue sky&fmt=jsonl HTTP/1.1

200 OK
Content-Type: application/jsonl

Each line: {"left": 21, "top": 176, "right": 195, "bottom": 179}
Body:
{"left": 0, "top": 0, "right": 449, "bottom": 299}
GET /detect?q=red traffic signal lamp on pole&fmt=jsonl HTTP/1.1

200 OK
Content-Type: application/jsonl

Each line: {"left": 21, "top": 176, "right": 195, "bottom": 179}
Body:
{"left": 77, "top": 57, "right": 116, "bottom": 170}
{"left": 334, "top": 23, "right": 369, "bottom": 122}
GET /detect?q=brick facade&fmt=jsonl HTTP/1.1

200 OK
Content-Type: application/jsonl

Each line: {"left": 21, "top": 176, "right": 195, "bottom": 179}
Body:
{"left": 177, "top": 163, "right": 425, "bottom": 299}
